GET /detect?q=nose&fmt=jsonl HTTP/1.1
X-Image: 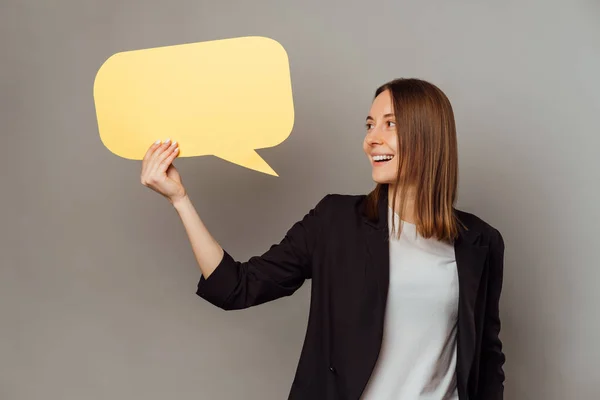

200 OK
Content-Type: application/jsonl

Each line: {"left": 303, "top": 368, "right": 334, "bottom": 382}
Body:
{"left": 365, "top": 125, "right": 384, "bottom": 146}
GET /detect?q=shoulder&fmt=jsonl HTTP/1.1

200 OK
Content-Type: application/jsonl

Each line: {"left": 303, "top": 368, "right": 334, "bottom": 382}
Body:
{"left": 308, "top": 193, "right": 369, "bottom": 230}
{"left": 454, "top": 208, "right": 505, "bottom": 249}
{"left": 313, "top": 193, "right": 367, "bottom": 215}
{"left": 317, "top": 193, "right": 367, "bottom": 206}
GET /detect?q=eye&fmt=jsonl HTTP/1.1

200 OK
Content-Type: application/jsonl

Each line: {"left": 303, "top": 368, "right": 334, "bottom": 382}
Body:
{"left": 387, "top": 121, "right": 396, "bottom": 128}
{"left": 365, "top": 122, "right": 374, "bottom": 130}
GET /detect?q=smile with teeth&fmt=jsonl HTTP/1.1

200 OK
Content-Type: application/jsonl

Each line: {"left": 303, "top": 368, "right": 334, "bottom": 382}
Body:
{"left": 373, "top": 154, "right": 394, "bottom": 162}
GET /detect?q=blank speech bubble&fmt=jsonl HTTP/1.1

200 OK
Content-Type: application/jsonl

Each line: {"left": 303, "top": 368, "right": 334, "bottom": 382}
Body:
{"left": 93, "top": 36, "right": 295, "bottom": 176}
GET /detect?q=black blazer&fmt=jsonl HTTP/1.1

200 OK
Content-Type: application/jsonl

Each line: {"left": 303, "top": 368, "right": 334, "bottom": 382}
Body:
{"left": 196, "top": 186, "right": 506, "bottom": 400}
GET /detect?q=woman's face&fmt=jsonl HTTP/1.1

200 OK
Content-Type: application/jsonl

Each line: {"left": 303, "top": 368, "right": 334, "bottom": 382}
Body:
{"left": 363, "top": 90, "right": 399, "bottom": 184}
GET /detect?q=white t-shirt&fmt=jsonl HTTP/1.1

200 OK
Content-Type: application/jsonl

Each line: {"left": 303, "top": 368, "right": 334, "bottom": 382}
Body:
{"left": 360, "top": 207, "right": 460, "bottom": 400}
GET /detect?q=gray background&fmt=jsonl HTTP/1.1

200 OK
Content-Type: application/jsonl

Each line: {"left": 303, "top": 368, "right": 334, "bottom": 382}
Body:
{"left": 2, "top": 0, "right": 599, "bottom": 399}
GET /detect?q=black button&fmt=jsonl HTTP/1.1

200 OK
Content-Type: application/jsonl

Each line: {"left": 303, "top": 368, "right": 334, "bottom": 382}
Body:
{"left": 329, "top": 366, "right": 336, "bottom": 373}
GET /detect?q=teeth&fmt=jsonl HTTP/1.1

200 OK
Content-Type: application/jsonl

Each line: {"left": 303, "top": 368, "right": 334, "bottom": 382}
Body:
{"left": 373, "top": 155, "right": 394, "bottom": 162}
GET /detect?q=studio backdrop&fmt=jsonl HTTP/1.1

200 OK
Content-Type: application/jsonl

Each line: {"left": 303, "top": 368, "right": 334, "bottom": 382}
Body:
{"left": 1, "top": 0, "right": 599, "bottom": 399}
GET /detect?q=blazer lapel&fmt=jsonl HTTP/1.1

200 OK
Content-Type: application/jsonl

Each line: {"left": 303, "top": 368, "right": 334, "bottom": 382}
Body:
{"left": 361, "top": 186, "right": 391, "bottom": 308}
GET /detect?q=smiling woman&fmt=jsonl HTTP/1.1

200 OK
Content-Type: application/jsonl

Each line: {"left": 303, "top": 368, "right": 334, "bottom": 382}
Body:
{"left": 141, "top": 77, "right": 505, "bottom": 400}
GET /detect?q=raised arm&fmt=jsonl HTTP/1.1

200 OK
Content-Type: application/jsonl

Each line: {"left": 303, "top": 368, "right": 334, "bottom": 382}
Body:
{"left": 140, "top": 139, "right": 224, "bottom": 279}
{"left": 140, "top": 139, "right": 330, "bottom": 311}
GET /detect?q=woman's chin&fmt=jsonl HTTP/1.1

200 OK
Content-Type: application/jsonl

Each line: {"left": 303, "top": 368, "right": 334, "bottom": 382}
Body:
{"left": 372, "top": 174, "right": 395, "bottom": 184}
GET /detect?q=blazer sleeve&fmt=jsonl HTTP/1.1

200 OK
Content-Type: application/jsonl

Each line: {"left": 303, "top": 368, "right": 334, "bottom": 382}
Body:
{"left": 478, "top": 228, "right": 507, "bottom": 399}
{"left": 195, "top": 194, "right": 331, "bottom": 310}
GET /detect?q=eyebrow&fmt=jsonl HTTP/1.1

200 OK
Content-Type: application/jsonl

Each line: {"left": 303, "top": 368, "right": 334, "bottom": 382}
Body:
{"left": 366, "top": 113, "right": 395, "bottom": 121}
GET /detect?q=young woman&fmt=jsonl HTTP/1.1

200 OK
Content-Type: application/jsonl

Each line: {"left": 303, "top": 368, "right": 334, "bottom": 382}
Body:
{"left": 140, "top": 78, "right": 506, "bottom": 400}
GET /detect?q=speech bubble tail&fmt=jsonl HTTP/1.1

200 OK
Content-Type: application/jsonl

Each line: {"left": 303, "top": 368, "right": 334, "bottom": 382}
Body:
{"left": 214, "top": 150, "right": 279, "bottom": 177}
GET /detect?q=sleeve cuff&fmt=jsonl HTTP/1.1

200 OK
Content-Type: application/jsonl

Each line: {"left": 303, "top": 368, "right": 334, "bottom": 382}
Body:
{"left": 196, "top": 250, "right": 239, "bottom": 309}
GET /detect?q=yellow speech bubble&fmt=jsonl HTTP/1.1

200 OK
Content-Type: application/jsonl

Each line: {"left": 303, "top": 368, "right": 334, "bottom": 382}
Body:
{"left": 93, "top": 36, "right": 295, "bottom": 176}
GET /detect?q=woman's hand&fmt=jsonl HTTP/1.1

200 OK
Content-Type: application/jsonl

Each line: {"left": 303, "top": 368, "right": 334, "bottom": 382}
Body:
{"left": 141, "top": 139, "right": 186, "bottom": 204}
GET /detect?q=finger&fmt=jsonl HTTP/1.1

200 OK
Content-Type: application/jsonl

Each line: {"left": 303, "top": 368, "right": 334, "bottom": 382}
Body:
{"left": 147, "top": 139, "right": 173, "bottom": 172}
{"left": 158, "top": 145, "right": 179, "bottom": 173}
{"left": 142, "top": 140, "right": 163, "bottom": 175}
{"left": 151, "top": 138, "right": 172, "bottom": 160}
{"left": 150, "top": 141, "right": 177, "bottom": 175}
{"left": 143, "top": 140, "right": 162, "bottom": 162}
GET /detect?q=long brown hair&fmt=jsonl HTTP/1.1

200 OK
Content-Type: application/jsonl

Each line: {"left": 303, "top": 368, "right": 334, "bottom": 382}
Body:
{"left": 365, "top": 78, "right": 460, "bottom": 242}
